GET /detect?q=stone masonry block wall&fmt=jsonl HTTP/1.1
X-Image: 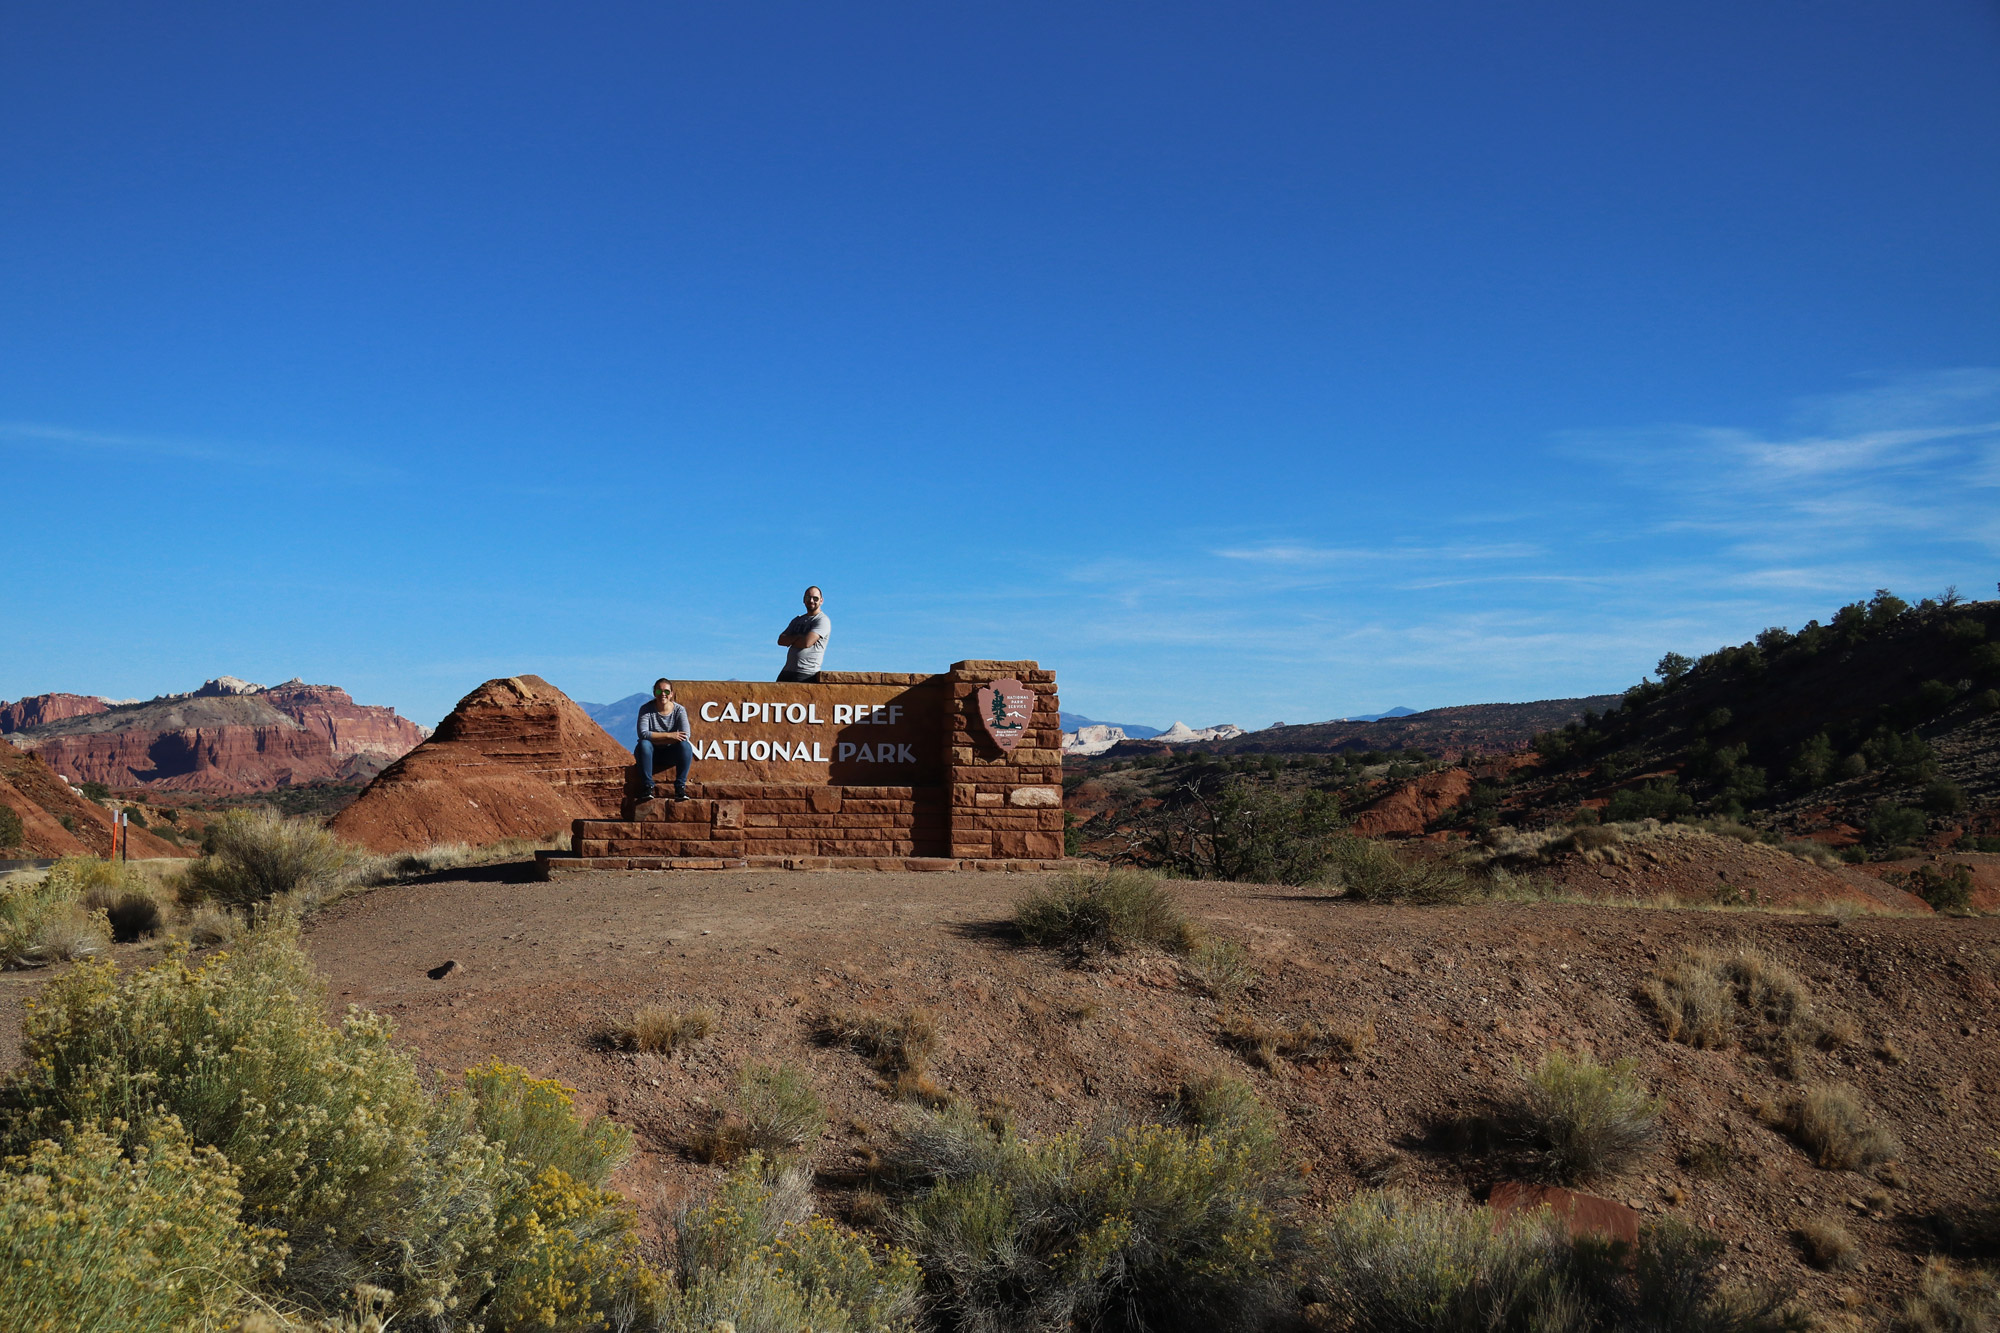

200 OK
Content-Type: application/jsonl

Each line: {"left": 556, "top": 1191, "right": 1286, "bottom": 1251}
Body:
{"left": 564, "top": 661, "right": 1061, "bottom": 864}
{"left": 944, "top": 661, "right": 1065, "bottom": 861}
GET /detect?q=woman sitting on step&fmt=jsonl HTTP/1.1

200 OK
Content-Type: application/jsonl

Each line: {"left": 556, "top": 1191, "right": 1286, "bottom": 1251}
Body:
{"left": 635, "top": 678, "right": 694, "bottom": 802}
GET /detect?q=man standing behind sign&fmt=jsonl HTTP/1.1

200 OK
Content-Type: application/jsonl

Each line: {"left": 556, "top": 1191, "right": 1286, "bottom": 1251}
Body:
{"left": 636, "top": 678, "right": 694, "bottom": 802}
{"left": 776, "top": 585, "right": 831, "bottom": 682}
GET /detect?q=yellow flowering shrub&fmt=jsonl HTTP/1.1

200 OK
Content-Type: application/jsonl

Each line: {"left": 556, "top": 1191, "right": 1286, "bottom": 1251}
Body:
{"left": 0, "top": 920, "right": 508, "bottom": 1321}
{"left": 467, "top": 1060, "right": 633, "bottom": 1188}
{"left": 483, "top": 1164, "right": 661, "bottom": 1332}
{"left": 0, "top": 1117, "right": 277, "bottom": 1333}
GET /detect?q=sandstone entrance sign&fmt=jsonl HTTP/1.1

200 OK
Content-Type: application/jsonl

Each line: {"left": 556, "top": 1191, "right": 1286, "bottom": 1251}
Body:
{"left": 671, "top": 679, "right": 946, "bottom": 785}
{"left": 536, "top": 660, "right": 1064, "bottom": 876}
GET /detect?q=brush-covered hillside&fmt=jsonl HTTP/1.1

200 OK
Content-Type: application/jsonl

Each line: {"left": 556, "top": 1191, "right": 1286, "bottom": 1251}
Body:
{"left": 1514, "top": 590, "right": 2000, "bottom": 855}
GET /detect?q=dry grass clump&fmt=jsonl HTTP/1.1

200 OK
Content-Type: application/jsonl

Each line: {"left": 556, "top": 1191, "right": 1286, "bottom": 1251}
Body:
{"left": 78, "top": 881, "right": 164, "bottom": 942}
{"left": 1183, "top": 932, "right": 1254, "bottom": 999}
{"left": 1219, "top": 1010, "right": 1375, "bottom": 1072}
{"left": 1642, "top": 946, "right": 1850, "bottom": 1076}
{"left": 0, "top": 856, "right": 114, "bottom": 968}
{"left": 1767, "top": 1084, "right": 1902, "bottom": 1172}
{"left": 699, "top": 1062, "right": 827, "bottom": 1163}
{"left": 1794, "top": 1215, "right": 1860, "bottom": 1270}
{"left": 1511, "top": 1050, "right": 1660, "bottom": 1184}
{"left": 184, "top": 902, "right": 241, "bottom": 948}
{"left": 1308, "top": 1196, "right": 1804, "bottom": 1333}
{"left": 1015, "top": 867, "right": 1195, "bottom": 954}
{"left": 817, "top": 1006, "right": 950, "bottom": 1105}
{"left": 365, "top": 833, "right": 569, "bottom": 881}
{"left": 616, "top": 1004, "right": 714, "bottom": 1054}
{"left": 1896, "top": 1258, "right": 2000, "bottom": 1333}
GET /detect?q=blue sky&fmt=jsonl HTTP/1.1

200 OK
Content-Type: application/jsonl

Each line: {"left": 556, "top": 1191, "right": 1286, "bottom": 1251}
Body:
{"left": 4, "top": 3, "right": 1998, "bottom": 729}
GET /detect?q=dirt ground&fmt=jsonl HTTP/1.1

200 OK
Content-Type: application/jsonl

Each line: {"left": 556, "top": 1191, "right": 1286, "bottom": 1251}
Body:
{"left": 6, "top": 863, "right": 1998, "bottom": 1323}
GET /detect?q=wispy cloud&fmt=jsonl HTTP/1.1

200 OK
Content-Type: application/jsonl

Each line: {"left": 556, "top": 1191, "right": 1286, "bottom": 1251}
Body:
{"left": 0, "top": 419, "right": 406, "bottom": 484}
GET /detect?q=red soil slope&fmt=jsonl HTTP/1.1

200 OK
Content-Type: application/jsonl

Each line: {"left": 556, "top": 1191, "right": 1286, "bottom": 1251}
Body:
{"left": 0, "top": 749, "right": 188, "bottom": 859}
{"left": 16, "top": 681, "right": 424, "bottom": 793}
{"left": 1350, "top": 768, "right": 1475, "bottom": 836}
{"left": 329, "top": 675, "right": 631, "bottom": 853}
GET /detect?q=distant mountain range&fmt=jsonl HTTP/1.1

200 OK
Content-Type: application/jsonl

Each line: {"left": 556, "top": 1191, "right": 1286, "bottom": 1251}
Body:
{"left": 579, "top": 694, "right": 647, "bottom": 744}
{"left": 1058, "top": 712, "right": 1162, "bottom": 740}
{"left": 1340, "top": 706, "right": 1419, "bottom": 722}
{"left": 1, "top": 678, "right": 426, "bottom": 793}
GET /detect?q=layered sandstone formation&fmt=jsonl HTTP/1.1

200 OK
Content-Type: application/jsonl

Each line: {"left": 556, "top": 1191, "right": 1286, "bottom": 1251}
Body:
{"left": 0, "top": 749, "right": 188, "bottom": 859}
{"left": 8, "top": 679, "right": 426, "bottom": 793}
{"left": 330, "top": 675, "right": 631, "bottom": 853}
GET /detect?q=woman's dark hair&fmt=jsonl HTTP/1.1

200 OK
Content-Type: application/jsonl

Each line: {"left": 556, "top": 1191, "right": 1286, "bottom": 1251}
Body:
{"left": 654, "top": 678, "right": 674, "bottom": 692}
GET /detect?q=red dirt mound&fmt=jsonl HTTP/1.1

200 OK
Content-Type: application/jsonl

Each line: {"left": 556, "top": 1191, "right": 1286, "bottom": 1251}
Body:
{"left": 1350, "top": 768, "right": 1475, "bottom": 836}
{"left": 329, "top": 675, "right": 631, "bottom": 853}
{"left": 0, "top": 749, "right": 189, "bottom": 859}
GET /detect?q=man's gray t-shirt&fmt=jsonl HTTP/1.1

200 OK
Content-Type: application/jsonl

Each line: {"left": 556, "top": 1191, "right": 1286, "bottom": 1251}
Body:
{"left": 784, "top": 611, "right": 831, "bottom": 675}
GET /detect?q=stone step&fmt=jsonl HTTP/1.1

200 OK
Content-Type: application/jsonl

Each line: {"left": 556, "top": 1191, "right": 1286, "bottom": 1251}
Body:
{"left": 535, "top": 853, "right": 1063, "bottom": 878}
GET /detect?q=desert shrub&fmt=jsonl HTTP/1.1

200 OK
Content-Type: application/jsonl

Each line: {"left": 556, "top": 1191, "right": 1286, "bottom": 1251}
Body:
{"left": 1896, "top": 1258, "right": 2000, "bottom": 1333}
{"left": 618, "top": 1004, "right": 715, "bottom": 1054}
{"left": 79, "top": 780, "right": 111, "bottom": 803}
{"left": 1926, "top": 780, "right": 1971, "bottom": 815}
{"left": 1788, "top": 733, "right": 1837, "bottom": 790}
{"left": 702, "top": 1063, "right": 826, "bottom": 1163}
{"left": 184, "top": 903, "right": 240, "bottom": 947}
{"left": 1642, "top": 947, "right": 1847, "bottom": 1075}
{"left": 1149, "top": 781, "right": 1349, "bottom": 883}
{"left": 1331, "top": 836, "right": 1480, "bottom": 904}
{"left": 0, "top": 1118, "right": 276, "bottom": 1333}
{"left": 1867, "top": 803, "right": 1930, "bottom": 853}
{"left": 1865, "top": 731, "right": 1938, "bottom": 784}
{"left": 1511, "top": 1051, "right": 1659, "bottom": 1184}
{"left": 887, "top": 1103, "right": 1297, "bottom": 1333}
{"left": 1015, "top": 867, "right": 1193, "bottom": 954}
{"left": 1607, "top": 778, "right": 1696, "bottom": 824}
{"left": 1769, "top": 1084, "right": 1901, "bottom": 1171}
{"left": 0, "top": 920, "right": 509, "bottom": 1318}
{"left": 179, "top": 808, "right": 362, "bottom": 911}
{"left": 1895, "top": 862, "right": 1976, "bottom": 914}
{"left": 1793, "top": 1215, "right": 1859, "bottom": 1270}
{"left": 1219, "top": 1011, "right": 1375, "bottom": 1071}
{"left": 1964, "top": 836, "right": 2000, "bottom": 854}
{"left": 467, "top": 1062, "right": 650, "bottom": 1330}
{"left": 0, "top": 857, "right": 113, "bottom": 968}
{"left": 0, "top": 804, "right": 22, "bottom": 849}
{"left": 1978, "top": 689, "right": 2000, "bottom": 715}
{"left": 1306, "top": 1195, "right": 1802, "bottom": 1333}
{"left": 663, "top": 1154, "right": 921, "bottom": 1333}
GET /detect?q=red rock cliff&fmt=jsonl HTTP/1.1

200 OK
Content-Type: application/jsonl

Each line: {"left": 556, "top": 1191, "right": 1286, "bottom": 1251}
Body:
{"left": 328, "top": 675, "right": 631, "bottom": 853}
{"left": 0, "top": 693, "right": 109, "bottom": 733}
{"left": 14, "top": 680, "right": 426, "bottom": 794}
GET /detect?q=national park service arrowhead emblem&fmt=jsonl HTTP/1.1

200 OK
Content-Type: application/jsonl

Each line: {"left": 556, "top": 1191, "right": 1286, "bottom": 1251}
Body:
{"left": 975, "top": 678, "right": 1035, "bottom": 753}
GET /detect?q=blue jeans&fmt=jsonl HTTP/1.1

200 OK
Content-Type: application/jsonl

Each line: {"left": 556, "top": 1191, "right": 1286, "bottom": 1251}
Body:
{"left": 635, "top": 736, "right": 693, "bottom": 797}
